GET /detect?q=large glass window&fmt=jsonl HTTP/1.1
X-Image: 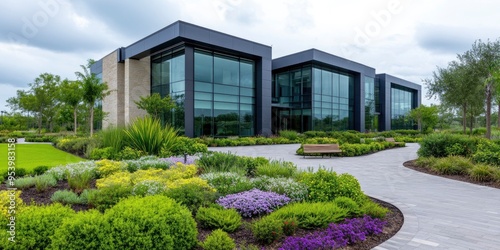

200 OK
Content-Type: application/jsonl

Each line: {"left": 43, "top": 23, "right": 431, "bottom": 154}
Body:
{"left": 310, "top": 66, "right": 354, "bottom": 131}
{"left": 391, "top": 85, "right": 415, "bottom": 129}
{"left": 271, "top": 66, "right": 314, "bottom": 134}
{"left": 194, "top": 50, "right": 255, "bottom": 137}
{"left": 364, "top": 76, "right": 378, "bottom": 132}
{"left": 151, "top": 48, "right": 185, "bottom": 133}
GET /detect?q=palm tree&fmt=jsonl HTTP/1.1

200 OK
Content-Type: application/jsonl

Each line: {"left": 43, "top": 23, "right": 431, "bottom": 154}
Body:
{"left": 59, "top": 79, "right": 83, "bottom": 134}
{"left": 75, "top": 60, "right": 109, "bottom": 136}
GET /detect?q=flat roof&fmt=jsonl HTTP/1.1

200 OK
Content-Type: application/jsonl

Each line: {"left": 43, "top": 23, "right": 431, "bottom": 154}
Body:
{"left": 122, "top": 20, "right": 272, "bottom": 61}
{"left": 272, "top": 49, "right": 376, "bottom": 76}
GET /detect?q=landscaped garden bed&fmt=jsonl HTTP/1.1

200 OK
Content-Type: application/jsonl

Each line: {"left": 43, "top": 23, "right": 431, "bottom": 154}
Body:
{"left": 1, "top": 152, "right": 404, "bottom": 249}
{"left": 404, "top": 133, "right": 500, "bottom": 189}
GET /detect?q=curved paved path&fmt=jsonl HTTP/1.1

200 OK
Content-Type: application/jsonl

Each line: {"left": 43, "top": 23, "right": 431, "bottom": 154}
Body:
{"left": 210, "top": 143, "right": 500, "bottom": 250}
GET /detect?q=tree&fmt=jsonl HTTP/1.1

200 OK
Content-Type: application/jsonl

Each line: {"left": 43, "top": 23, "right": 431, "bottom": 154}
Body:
{"left": 425, "top": 61, "right": 483, "bottom": 135}
{"left": 134, "top": 93, "right": 176, "bottom": 120}
{"left": 461, "top": 39, "right": 500, "bottom": 139}
{"left": 59, "top": 79, "right": 83, "bottom": 134}
{"left": 409, "top": 105, "right": 439, "bottom": 133}
{"left": 7, "top": 73, "right": 61, "bottom": 133}
{"left": 75, "top": 60, "right": 109, "bottom": 136}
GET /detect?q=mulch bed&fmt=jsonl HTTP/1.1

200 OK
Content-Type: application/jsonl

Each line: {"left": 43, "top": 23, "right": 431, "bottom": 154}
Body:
{"left": 403, "top": 160, "right": 500, "bottom": 189}
{"left": 197, "top": 197, "right": 404, "bottom": 249}
{"left": 7, "top": 180, "right": 404, "bottom": 249}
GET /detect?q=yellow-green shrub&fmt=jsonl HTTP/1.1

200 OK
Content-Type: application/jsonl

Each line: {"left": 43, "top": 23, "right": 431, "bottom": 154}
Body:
{"left": 96, "top": 172, "right": 132, "bottom": 189}
{"left": 96, "top": 159, "right": 124, "bottom": 177}
{"left": 130, "top": 169, "right": 166, "bottom": 184}
{"left": 0, "top": 190, "right": 24, "bottom": 219}
{"left": 0, "top": 203, "right": 75, "bottom": 250}
{"left": 164, "top": 162, "right": 197, "bottom": 180}
{"left": 166, "top": 177, "right": 216, "bottom": 192}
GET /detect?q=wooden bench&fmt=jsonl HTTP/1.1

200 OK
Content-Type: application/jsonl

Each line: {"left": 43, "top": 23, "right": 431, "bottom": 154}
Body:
{"left": 385, "top": 138, "right": 404, "bottom": 145}
{"left": 303, "top": 144, "right": 342, "bottom": 158}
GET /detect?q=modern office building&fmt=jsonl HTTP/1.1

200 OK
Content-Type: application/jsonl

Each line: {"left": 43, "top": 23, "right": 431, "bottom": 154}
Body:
{"left": 91, "top": 21, "right": 421, "bottom": 137}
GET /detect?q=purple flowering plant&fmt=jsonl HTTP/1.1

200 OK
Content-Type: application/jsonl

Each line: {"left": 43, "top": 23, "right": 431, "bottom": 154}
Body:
{"left": 217, "top": 189, "right": 291, "bottom": 218}
{"left": 279, "top": 215, "right": 387, "bottom": 250}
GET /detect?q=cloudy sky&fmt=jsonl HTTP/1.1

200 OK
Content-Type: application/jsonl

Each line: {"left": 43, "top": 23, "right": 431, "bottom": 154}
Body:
{"left": 1, "top": 0, "right": 498, "bottom": 111}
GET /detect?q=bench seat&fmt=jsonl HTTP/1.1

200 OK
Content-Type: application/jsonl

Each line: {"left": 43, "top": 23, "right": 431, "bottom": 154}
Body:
{"left": 303, "top": 144, "right": 342, "bottom": 158}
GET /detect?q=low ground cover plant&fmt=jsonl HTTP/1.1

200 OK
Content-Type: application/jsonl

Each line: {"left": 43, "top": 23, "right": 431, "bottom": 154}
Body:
{"left": 217, "top": 189, "right": 291, "bottom": 218}
{"left": 278, "top": 216, "right": 387, "bottom": 249}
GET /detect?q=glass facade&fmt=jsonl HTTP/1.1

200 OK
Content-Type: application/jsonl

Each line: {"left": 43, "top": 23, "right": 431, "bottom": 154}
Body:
{"left": 194, "top": 49, "right": 255, "bottom": 137}
{"left": 391, "top": 85, "right": 415, "bottom": 129}
{"left": 312, "top": 67, "right": 354, "bottom": 131}
{"left": 364, "top": 76, "right": 378, "bottom": 132}
{"left": 272, "top": 65, "right": 354, "bottom": 133}
{"left": 271, "top": 67, "right": 312, "bottom": 133}
{"left": 151, "top": 47, "right": 185, "bottom": 133}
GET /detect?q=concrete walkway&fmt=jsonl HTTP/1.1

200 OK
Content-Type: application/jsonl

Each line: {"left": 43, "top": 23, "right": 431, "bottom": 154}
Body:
{"left": 210, "top": 143, "right": 500, "bottom": 250}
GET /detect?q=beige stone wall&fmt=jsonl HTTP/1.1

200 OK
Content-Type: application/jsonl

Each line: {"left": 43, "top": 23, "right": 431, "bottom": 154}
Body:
{"left": 124, "top": 57, "right": 150, "bottom": 124}
{"left": 102, "top": 50, "right": 125, "bottom": 128}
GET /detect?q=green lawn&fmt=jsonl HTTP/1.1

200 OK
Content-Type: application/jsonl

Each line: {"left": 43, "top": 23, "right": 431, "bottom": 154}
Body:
{"left": 1, "top": 143, "right": 83, "bottom": 173}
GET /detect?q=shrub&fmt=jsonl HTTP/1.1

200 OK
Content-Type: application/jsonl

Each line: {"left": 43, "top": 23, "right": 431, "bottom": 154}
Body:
{"left": 51, "top": 190, "right": 84, "bottom": 205}
{"left": 265, "top": 202, "right": 348, "bottom": 229}
{"left": 2, "top": 168, "right": 27, "bottom": 180}
{"left": 418, "top": 133, "right": 477, "bottom": 158}
{"left": 334, "top": 197, "right": 363, "bottom": 218}
{"left": 164, "top": 183, "right": 218, "bottom": 214}
{"left": 298, "top": 169, "right": 366, "bottom": 203}
{"left": 46, "top": 161, "right": 98, "bottom": 181}
{"left": 13, "top": 176, "right": 36, "bottom": 189}
{"left": 0, "top": 190, "right": 24, "bottom": 219}
{"left": 87, "top": 186, "right": 132, "bottom": 212}
{"left": 116, "top": 146, "right": 145, "bottom": 160}
{"left": 196, "top": 206, "right": 242, "bottom": 233}
{"left": 56, "top": 137, "right": 95, "bottom": 156}
{"left": 97, "top": 171, "right": 132, "bottom": 189}
{"left": 431, "top": 156, "right": 473, "bottom": 175}
{"left": 468, "top": 164, "right": 496, "bottom": 182}
{"left": 124, "top": 156, "right": 171, "bottom": 171}
{"left": 50, "top": 210, "right": 111, "bottom": 250}
{"left": 279, "top": 216, "right": 387, "bottom": 249}
{"left": 197, "top": 152, "right": 244, "bottom": 174}
{"left": 201, "top": 229, "right": 236, "bottom": 250}
{"left": 1, "top": 204, "right": 75, "bottom": 250}
{"left": 89, "top": 147, "right": 115, "bottom": 160}
{"left": 360, "top": 200, "right": 389, "bottom": 218}
{"left": 96, "top": 159, "right": 124, "bottom": 177}
{"left": 255, "top": 160, "right": 297, "bottom": 178}
{"left": 124, "top": 116, "right": 178, "bottom": 155}
{"left": 34, "top": 174, "right": 57, "bottom": 192}
{"left": 201, "top": 172, "right": 254, "bottom": 195}
{"left": 33, "top": 165, "right": 49, "bottom": 176}
{"left": 252, "top": 217, "right": 284, "bottom": 244}
{"left": 67, "top": 169, "right": 94, "bottom": 192}
{"left": 162, "top": 136, "right": 208, "bottom": 156}
{"left": 166, "top": 177, "right": 215, "bottom": 191}
{"left": 217, "top": 189, "right": 291, "bottom": 218}
{"left": 415, "top": 156, "right": 438, "bottom": 168}
{"left": 472, "top": 140, "right": 500, "bottom": 166}
{"left": 131, "top": 180, "right": 166, "bottom": 196}
{"left": 251, "top": 177, "right": 308, "bottom": 202}
{"left": 79, "top": 189, "right": 97, "bottom": 205}
{"left": 279, "top": 130, "right": 299, "bottom": 140}
{"left": 104, "top": 196, "right": 197, "bottom": 249}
